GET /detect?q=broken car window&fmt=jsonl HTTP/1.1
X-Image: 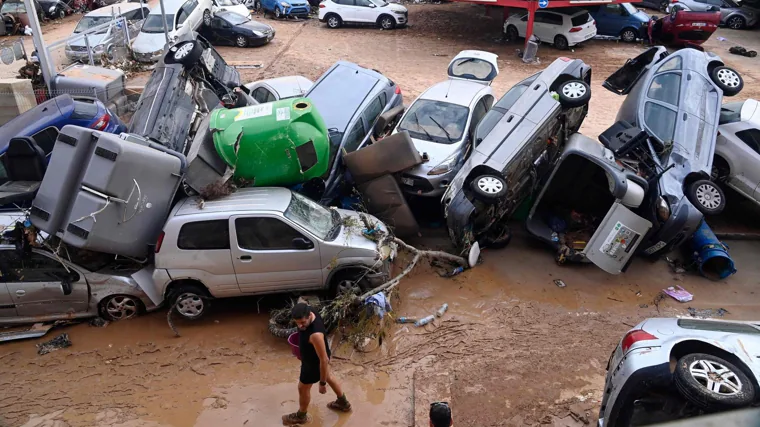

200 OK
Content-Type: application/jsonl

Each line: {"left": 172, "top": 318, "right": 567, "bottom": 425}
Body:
{"left": 283, "top": 192, "right": 335, "bottom": 240}
{"left": 718, "top": 101, "right": 744, "bottom": 125}
{"left": 736, "top": 129, "right": 760, "bottom": 155}
{"left": 397, "top": 100, "right": 469, "bottom": 145}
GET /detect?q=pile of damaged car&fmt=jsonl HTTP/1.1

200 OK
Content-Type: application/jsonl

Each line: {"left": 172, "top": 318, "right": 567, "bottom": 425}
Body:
{"left": 0, "top": 34, "right": 747, "bottom": 344}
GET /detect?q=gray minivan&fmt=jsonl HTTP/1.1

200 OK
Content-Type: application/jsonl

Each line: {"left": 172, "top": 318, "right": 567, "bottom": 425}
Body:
{"left": 306, "top": 61, "right": 404, "bottom": 203}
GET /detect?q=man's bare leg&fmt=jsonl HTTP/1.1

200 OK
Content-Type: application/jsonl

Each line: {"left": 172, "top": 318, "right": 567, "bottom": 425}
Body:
{"left": 326, "top": 373, "right": 351, "bottom": 412}
{"left": 326, "top": 373, "right": 344, "bottom": 398}
{"left": 282, "top": 382, "right": 313, "bottom": 425}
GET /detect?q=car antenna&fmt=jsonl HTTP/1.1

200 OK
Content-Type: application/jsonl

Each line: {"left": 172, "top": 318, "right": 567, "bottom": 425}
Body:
{"left": 445, "top": 78, "right": 453, "bottom": 99}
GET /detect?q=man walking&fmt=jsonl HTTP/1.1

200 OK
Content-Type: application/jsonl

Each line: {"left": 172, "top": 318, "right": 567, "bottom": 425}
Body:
{"left": 283, "top": 303, "right": 351, "bottom": 425}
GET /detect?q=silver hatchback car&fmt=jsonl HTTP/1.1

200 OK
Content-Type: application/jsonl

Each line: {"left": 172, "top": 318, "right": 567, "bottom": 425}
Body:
{"left": 599, "top": 318, "right": 760, "bottom": 427}
{"left": 150, "top": 188, "right": 394, "bottom": 320}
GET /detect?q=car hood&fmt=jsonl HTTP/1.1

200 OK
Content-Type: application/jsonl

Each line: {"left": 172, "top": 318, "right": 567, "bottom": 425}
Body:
{"left": 387, "top": 2, "right": 406, "bottom": 12}
{"left": 217, "top": 4, "right": 250, "bottom": 16}
{"left": 633, "top": 10, "right": 650, "bottom": 22}
{"left": 405, "top": 136, "right": 461, "bottom": 175}
{"left": 238, "top": 20, "right": 272, "bottom": 32}
{"left": 68, "top": 33, "right": 108, "bottom": 48}
{"left": 326, "top": 210, "right": 390, "bottom": 257}
{"left": 132, "top": 31, "right": 170, "bottom": 54}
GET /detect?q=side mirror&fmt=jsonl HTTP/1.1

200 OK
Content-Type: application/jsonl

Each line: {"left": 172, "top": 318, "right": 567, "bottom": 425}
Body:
{"left": 292, "top": 237, "right": 314, "bottom": 250}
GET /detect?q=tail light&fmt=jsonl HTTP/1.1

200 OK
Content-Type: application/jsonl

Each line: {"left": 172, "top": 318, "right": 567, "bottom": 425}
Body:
{"left": 395, "top": 85, "right": 401, "bottom": 95}
{"left": 91, "top": 114, "right": 110, "bottom": 131}
{"left": 155, "top": 231, "right": 165, "bottom": 253}
{"left": 569, "top": 26, "right": 583, "bottom": 32}
{"left": 621, "top": 329, "right": 658, "bottom": 353}
{"left": 559, "top": 57, "right": 571, "bottom": 61}
{"left": 319, "top": 3, "right": 325, "bottom": 7}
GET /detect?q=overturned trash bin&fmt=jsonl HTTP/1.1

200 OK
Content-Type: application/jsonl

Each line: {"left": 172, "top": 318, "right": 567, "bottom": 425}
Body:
{"left": 692, "top": 220, "right": 736, "bottom": 281}
{"left": 211, "top": 98, "right": 330, "bottom": 187}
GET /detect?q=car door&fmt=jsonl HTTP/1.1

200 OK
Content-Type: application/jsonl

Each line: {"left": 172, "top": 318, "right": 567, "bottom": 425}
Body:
{"left": 639, "top": 57, "right": 681, "bottom": 148}
{"left": 230, "top": 215, "right": 323, "bottom": 293}
{"left": 332, "top": 0, "right": 353, "bottom": 21}
{"left": 467, "top": 95, "right": 493, "bottom": 146}
{"left": 211, "top": 16, "right": 232, "bottom": 44}
{"left": 0, "top": 281, "right": 17, "bottom": 317}
{"left": 692, "top": 0, "right": 715, "bottom": 11}
{"left": 730, "top": 129, "right": 760, "bottom": 201}
{"left": 0, "top": 250, "right": 89, "bottom": 317}
{"left": 353, "top": 0, "right": 376, "bottom": 22}
{"left": 598, "top": 4, "right": 623, "bottom": 35}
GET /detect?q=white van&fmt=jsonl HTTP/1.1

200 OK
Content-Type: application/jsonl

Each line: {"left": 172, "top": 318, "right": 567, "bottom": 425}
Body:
{"left": 65, "top": 3, "right": 150, "bottom": 63}
{"left": 131, "top": 0, "right": 213, "bottom": 62}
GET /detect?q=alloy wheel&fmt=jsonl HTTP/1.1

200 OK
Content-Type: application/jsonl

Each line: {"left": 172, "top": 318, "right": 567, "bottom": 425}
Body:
{"left": 105, "top": 295, "right": 139, "bottom": 320}
{"left": 728, "top": 16, "right": 744, "bottom": 29}
{"left": 176, "top": 293, "right": 205, "bottom": 318}
{"left": 381, "top": 17, "right": 393, "bottom": 29}
{"left": 275, "top": 7, "right": 281, "bottom": 18}
{"left": 236, "top": 36, "right": 247, "bottom": 47}
{"left": 328, "top": 16, "right": 338, "bottom": 27}
{"left": 336, "top": 280, "right": 361, "bottom": 296}
{"left": 477, "top": 177, "right": 504, "bottom": 194}
{"left": 562, "top": 81, "right": 587, "bottom": 99}
{"left": 716, "top": 68, "right": 741, "bottom": 88}
{"left": 696, "top": 183, "right": 722, "bottom": 210}
{"left": 689, "top": 359, "right": 743, "bottom": 395}
{"left": 174, "top": 43, "right": 193, "bottom": 60}
{"left": 203, "top": 10, "right": 211, "bottom": 26}
{"left": 621, "top": 29, "right": 636, "bottom": 42}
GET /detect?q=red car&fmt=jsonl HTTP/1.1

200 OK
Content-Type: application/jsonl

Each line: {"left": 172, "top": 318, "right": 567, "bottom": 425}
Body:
{"left": 648, "top": 9, "right": 720, "bottom": 47}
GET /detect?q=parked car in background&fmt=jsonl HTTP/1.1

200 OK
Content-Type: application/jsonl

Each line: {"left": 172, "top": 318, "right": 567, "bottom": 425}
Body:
{"left": 443, "top": 57, "right": 592, "bottom": 253}
{"left": 0, "top": 245, "right": 158, "bottom": 325}
{"left": 212, "top": 0, "right": 250, "bottom": 16}
{"left": 38, "top": 0, "right": 72, "bottom": 20}
{"left": 504, "top": 7, "right": 597, "bottom": 50}
{"left": 150, "top": 188, "right": 394, "bottom": 320}
{"left": 394, "top": 50, "right": 498, "bottom": 198}
{"left": 131, "top": 0, "right": 213, "bottom": 62}
{"left": 244, "top": 75, "right": 313, "bottom": 102}
{"left": 318, "top": 0, "right": 408, "bottom": 30}
{"left": 603, "top": 46, "right": 743, "bottom": 257}
{"left": 260, "top": 0, "right": 309, "bottom": 19}
{"left": 305, "top": 61, "right": 404, "bottom": 203}
{"left": 66, "top": 3, "right": 149, "bottom": 62}
{"left": 649, "top": 8, "right": 721, "bottom": 46}
{"left": 668, "top": 0, "right": 758, "bottom": 29}
{"left": 0, "top": 0, "right": 43, "bottom": 27}
{"left": 199, "top": 11, "right": 273, "bottom": 47}
{"left": 588, "top": 3, "right": 650, "bottom": 42}
{"left": 598, "top": 318, "right": 760, "bottom": 427}
{"left": 713, "top": 98, "right": 760, "bottom": 206}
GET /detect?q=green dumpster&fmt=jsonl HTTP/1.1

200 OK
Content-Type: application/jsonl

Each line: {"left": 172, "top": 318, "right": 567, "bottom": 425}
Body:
{"left": 210, "top": 97, "right": 330, "bottom": 187}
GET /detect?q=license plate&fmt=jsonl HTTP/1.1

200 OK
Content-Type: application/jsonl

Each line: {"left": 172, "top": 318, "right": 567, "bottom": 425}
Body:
{"left": 401, "top": 177, "right": 414, "bottom": 186}
{"left": 693, "top": 22, "right": 707, "bottom": 26}
{"left": 643, "top": 240, "right": 667, "bottom": 255}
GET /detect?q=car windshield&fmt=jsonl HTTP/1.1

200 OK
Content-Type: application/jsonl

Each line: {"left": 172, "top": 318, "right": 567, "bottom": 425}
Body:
{"left": 719, "top": 101, "right": 744, "bottom": 125}
{"left": 74, "top": 16, "right": 113, "bottom": 33}
{"left": 723, "top": 0, "right": 738, "bottom": 7}
{"left": 621, "top": 3, "right": 638, "bottom": 14}
{"left": 223, "top": 12, "right": 249, "bottom": 25}
{"left": 284, "top": 192, "right": 336, "bottom": 240}
{"left": 1, "top": 2, "right": 25, "bottom": 13}
{"left": 571, "top": 12, "right": 591, "bottom": 26}
{"left": 142, "top": 14, "right": 173, "bottom": 33}
{"left": 398, "top": 100, "right": 469, "bottom": 145}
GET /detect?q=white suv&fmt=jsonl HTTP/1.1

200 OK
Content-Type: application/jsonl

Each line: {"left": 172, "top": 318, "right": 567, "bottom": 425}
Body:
{"left": 504, "top": 7, "right": 597, "bottom": 50}
{"left": 318, "top": 0, "right": 408, "bottom": 30}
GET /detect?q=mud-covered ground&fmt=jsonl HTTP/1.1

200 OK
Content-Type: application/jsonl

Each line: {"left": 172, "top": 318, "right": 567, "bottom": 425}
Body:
{"left": 2, "top": 4, "right": 760, "bottom": 427}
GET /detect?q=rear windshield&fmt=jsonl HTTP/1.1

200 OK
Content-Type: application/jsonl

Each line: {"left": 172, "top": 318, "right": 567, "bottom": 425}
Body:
{"left": 142, "top": 14, "right": 173, "bottom": 33}
{"left": 719, "top": 101, "right": 744, "bottom": 125}
{"left": 307, "top": 65, "right": 378, "bottom": 133}
{"left": 397, "top": 100, "right": 469, "bottom": 145}
{"left": 71, "top": 98, "right": 99, "bottom": 120}
{"left": 571, "top": 12, "right": 591, "bottom": 26}
{"left": 449, "top": 58, "right": 497, "bottom": 82}
{"left": 0, "top": 2, "right": 25, "bottom": 13}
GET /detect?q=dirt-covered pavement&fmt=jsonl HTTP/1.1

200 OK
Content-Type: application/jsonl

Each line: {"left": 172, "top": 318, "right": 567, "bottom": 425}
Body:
{"left": 2, "top": 3, "right": 760, "bottom": 427}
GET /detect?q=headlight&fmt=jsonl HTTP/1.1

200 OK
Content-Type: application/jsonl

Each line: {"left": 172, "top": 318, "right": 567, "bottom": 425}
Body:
{"left": 252, "top": 30, "right": 263, "bottom": 36}
{"left": 48, "top": 5, "right": 56, "bottom": 13}
{"left": 393, "top": 10, "right": 405, "bottom": 14}
{"left": 280, "top": 1, "right": 288, "bottom": 6}
{"left": 656, "top": 196, "right": 671, "bottom": 222}
{"left": 427, "top": 152, "right": 459, "bottom": 176}
{"left": 93, "top": 45, "right": 104, "bottom": 53}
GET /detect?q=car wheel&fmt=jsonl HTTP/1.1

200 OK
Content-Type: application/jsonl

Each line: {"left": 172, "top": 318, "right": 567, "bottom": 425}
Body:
{"left": 57, "top": 7, "right": 66, "bottom": 19}
{"left": 274, "top": 6, "right": 282, "bottom": 18}
{"left": 620, "top": 27, "right": 637, "bottom": 42}
{"left": 105, "top": 45, "right": 115, "bottom": 60}
{"left": 101, "top": 295, "right": 142, "bottom": 321}
{"left": 553, "top": 35, "right": 569, "bottom": 50}
{"left": 557, "top": 79, "right": 591, "bottom": 108}
{"left": 482, "top": 222, "right": 512, "bottom": 249}
{"left": 170, "top": 284, "right": 209, "bottom": 320}
{"left": 167, "top": 40, "right": 203, "bottom": 66}
{"left": 254, "top": 0, "right": 262, "bottom": 12}
{"left": 331, "top": 276, "right": 372, "bottom": 298}
{"left": 203, "top": 9, "right": 212, "bottom": 26}
{"left": 710, "top": 66, "right": 743, "bottom": 97}
{"left": 659, "top": 0, "right": 669, "bottom": 11}
{"left": 687, "top": 179, "right": 726, "bottom": 215}
{"left": 378, "top": 14, "right": 395, "bottom": 30}
{"left": 326, "top": 13, "right": 341, "bottom": 28}
{"left": 506, "top": 25, "right": 519, "bottom": 41}
{"left": 471, "top": 174, "right": 508, "bottom": 202}
{"left": 236, "top": 35, "right": 248, "bottom": 47}
{"left": 675, "top": 353, "right": 755, "bottom": 410}
{"left": 727, "top": 15, "right": 745, "bottom": 29}
{"left": 711, "top": 157, "right": 730, "bottom": 183}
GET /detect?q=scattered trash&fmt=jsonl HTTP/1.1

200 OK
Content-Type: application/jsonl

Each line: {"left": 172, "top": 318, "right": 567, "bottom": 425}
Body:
{"left": 607, "top": 297, "right": 623, "bottom": 303}
{"left": 554, "top": 279, "right": 566, "bottom": 288}
{"left": 639, "top": 304, "right": 649, "bottom": 308}
{"left": 414, "top": 315, "right": 435, "bottom": 327}
{"left": 435, "top": 303, "right": 449, "bottom": 318}
{"left": 663, "top": 285, "right": 693, "bottom": 303}
{"left": 23, "top": 26, "right": 32, "bottom": 36}
{"left": 687, "top": 307, "right": 728, "bottom": 318}
{"left": 652, "top": 293, "right": 666, "bottom": 312}
{"left": 88, "top": 318, "right": 109, "bottom": 328}
{"left": 36, "top": 333, "right": 72, "bottom": 355}
{"left": 431, "top": 53, "right": 447, "bottom": 57}
{"left": 729, "top": 46, "right": 757, "bottom": 58}
{"left": 396, "top": 317, "right": 418, "bottom": 324}
{"left": 635, "top": 291, "right": 642, "bottom": 297}
{"left": 364, "top": 292, "right": 392, "bottom": 319}
{"left": 717, "top": 36, "right": 727, "bottom": 41}
{"left": 665, "top": 257, "right": 687, "bottom": 274}
{"left": 234, "top": 64, "right": 263, "bottom": 69}
{"left": 443, "top": 266, "right": 464, "bottom": 277}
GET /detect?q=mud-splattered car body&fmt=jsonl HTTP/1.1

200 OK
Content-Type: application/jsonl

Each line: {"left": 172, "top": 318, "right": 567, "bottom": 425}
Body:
{"left": 600, "top": 318, "right": 760, "bottom": 427}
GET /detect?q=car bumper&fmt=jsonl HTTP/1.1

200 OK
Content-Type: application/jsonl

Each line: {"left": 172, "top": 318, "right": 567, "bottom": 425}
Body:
{"left": 394, "top": 13, "right": 407, "bottom": 24}
{"left": 65, "top": 49, "right": 102, "bottom": 62}
{"left": 283, "top": 6, "right": 310, "bottom": 16}
{"left": 567, "top": 29, "right": 597, "bottom": 46}
{"left": 132, "top": 49, "right": 163, "bottom": 63}
{"left": 399, "top": 168, "right": 455, "bottom": 197}
{"left": 640, "top": 196, "right": 702, "bottom": 256}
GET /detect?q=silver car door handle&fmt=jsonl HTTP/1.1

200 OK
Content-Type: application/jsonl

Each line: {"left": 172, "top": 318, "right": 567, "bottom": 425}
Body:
{"left": 239, "top": 255, "right": 252, "bottom": 262}
{"left": 15, "top": 290, "right": 25, "bottom": 296}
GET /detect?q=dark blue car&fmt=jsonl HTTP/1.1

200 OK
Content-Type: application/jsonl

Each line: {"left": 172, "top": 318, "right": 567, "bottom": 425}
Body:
{"left": 588, "top": 3, "right": 650, "bottom": 42}
{"left": 0, "top": 94, "right": 126, "bottom": 181}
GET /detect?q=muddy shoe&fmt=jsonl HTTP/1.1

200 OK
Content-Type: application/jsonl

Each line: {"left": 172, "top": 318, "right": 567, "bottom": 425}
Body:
{"left": 327, "top": 395, "right": 352, "bottom": 412}
{"left": 282, "top": 412, "right": 311, "bottom": 425}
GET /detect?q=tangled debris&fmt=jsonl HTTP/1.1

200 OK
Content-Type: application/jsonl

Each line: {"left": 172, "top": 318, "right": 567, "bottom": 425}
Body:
{"left": 36, "top": 333, "right": 72, "bottom": 355}
{"left": 687, "top": 307, "right": 728, "bottom": 319}
{"left": 100, "top": 55, "right": 149, "bottom": 78}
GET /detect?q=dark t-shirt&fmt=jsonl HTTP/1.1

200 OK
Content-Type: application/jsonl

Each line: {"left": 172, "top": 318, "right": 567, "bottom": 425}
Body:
{"left": 299, "top": 309, "right": 331, "bottom": 367}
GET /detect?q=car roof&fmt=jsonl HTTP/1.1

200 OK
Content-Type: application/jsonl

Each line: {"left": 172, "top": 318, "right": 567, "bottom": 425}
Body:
{"left": 173, "top": 188, "right": 293, "bottom": 217}
{"left": 149, "top": 0, "right": 186, "bottom": 13}
{"left": 86, "top": 3, "right": 144, "bottom": 16}
{"left": 260, "top": 76, "right": 313, "bottom": 97}
{"left": 419, "top": 79, "right": 487, "bottom": 107}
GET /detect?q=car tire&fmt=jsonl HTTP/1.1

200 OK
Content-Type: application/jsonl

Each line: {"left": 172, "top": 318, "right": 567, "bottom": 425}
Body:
{"left": 169, "top": 284, "right": 209, "bottom": 320}
{"left": 236, "top": 35, "right": 248, "bottom": 47}
{"left": 326, "top": 13, "right": 341, "bottom": 28}
{"left": 166, "top": 40, "right": 203, "bottom": 66}
{"left": 620, "top": 27, "right": 637, "bottom": 42}
{"left": 268, "top": 316, "right": 297, "bottom": 339}
{"left": 274, "top": 6, "right": 282, "bottom": 18}
{"left": 553, "top": 34, "right": 569, "bottom": 50}
{"left": 674, "top": 353, "right": 755, "bottom": 410}
{"left": 254, "top": 0, "right": 262, "bottom": 12}
{"left": 687, "top": 179, "right": 726, "bottom": 215}
{"left": 482, "top": 222, "right": 512, "bottom": 249}
{"left": 378, "top": 14, "right": 395, "bottom": 30}
{"left": 471, "top": 174, "right": 508, "bottom": 202}
{"left": 203, "top": 9, "right": 212, "bottom": 26}
{"left": 711, "top": 156, "right": 730, "bottom": 183}
{"left": 506, "top": 24, "right": 519, "bottom": 41}
{"left": 57, "top": 7, "right": 66, "bottom": 19}
{"left": 101, "top": 294, "right": 142, "bottom": 321}
{"left": 727, "top": 15, "right": 745, "bottom": 29}
{"left": 710, "top": 66, "right": 743, "bottom": 97}
{"left": 557, "top": 79, "right": 591, "bottom": 108}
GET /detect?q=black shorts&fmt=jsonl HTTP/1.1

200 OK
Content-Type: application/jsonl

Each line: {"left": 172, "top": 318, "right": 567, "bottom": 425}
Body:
{"left": 300, "top": 363, "right": 320, "bottom": 385}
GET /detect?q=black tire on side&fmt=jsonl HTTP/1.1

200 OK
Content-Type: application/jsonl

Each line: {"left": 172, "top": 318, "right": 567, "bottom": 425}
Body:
{"left": 326, "top": 13, "right": 341, "bottom": 28}
{"left": 711, "top": 156, "right": 730, "bottom": 183}
{"left": 203, "top": 9, "right": 212, "bottom": 26}
{"left": 674, "top": 353, "right": 755, "bottom": 410}
{"left": 471, "top": 174, "right": 508, "bottom": 202}
{"left": 620, "top": 27, "right": 637, "bottom": 42}
{"left": 710, "top": 66, "right": 743, "bottom": 96}
{"left": 58, "top": 7, "right": 66, "bottom": 19}
{"left": 268, "top": 317, "right": 297, "bottom": 338}
{"left": 378, "top": 14, "right": 395, "bottom": 29}
{"left": 482, "top": 222, "right": 512, "bottom": 249}
{"left": 687, "top": 179, "right": 726, "bottom": 215}
{"left": 554, "top": 34, "right": 569, "bottom": 50}
{"left": 727, "top": 15, "right": 746, "bottom": 29}
{"left": 168, "top": 284, "right": 210, "bottom": 320}
{"left": 166, "top": 40, "right": 203, "bottom": 66}
{"left": 274, "top": 6, "right": 282, "bottom": 18}
{"left": 506, "top": 25, "right": 519, "bottom": 41}
{"left": 557, "top": 79, "right": 591, "bottom": 108}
